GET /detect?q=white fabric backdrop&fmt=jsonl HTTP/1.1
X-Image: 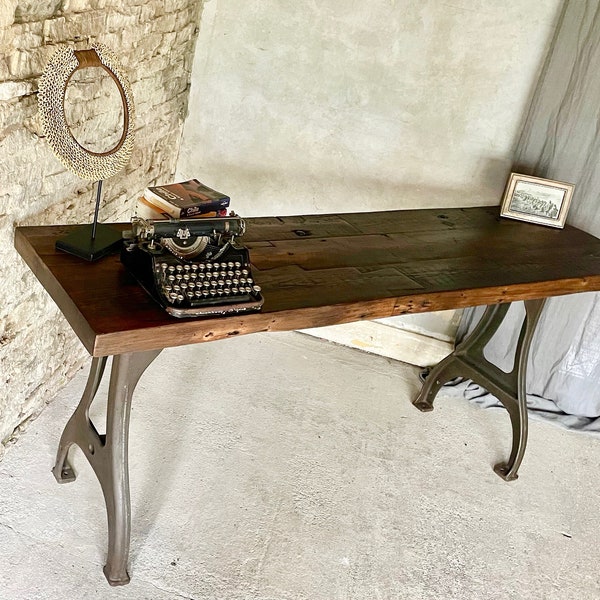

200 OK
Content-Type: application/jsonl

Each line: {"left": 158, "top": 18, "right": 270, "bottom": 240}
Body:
{"left": 457, "top": 0, "right": 600, "bottom": 430}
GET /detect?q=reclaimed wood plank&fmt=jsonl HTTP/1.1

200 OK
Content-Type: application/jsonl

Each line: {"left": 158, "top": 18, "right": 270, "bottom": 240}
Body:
{"left": 14, "top": 207, "right": 600, "bottom": 357}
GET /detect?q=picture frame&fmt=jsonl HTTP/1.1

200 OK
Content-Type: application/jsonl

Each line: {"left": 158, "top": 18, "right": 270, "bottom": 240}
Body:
{"left": 500, "top": 173, "right": 574, "bottom": 229}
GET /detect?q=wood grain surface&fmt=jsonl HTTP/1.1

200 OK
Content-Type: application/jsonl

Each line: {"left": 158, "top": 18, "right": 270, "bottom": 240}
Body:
{"left": 14, "top": 207, "right": 600, "bottom": 357}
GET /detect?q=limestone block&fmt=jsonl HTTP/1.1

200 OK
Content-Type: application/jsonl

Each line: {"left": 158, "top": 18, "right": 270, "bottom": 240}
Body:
{"left": 60, "top": 0, "right": 88, "bottom": 13}
{"left": 14, "top": 0, "right": 62, "bottom": 24}
{"left": 0, "top": 1, "right": 18, "bottom": 29}
{"left": 105, "top": 12, "right": 138, "bottom": 32}
{"left": 9, "top": 22, "right": 43, "bottom": 50}
{"left": 152, "top": 12, "right": 178, "bottom": 34}
{"left": 0, "top": 80, "right": 34, "bottom": 101}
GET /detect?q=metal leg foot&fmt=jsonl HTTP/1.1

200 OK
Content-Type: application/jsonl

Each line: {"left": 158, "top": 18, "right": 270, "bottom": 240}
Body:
{"left": 53, "top": 349, "right": 161, "bottom": 585}
{"left": 413, "top": 358, "right": 463, "bottom": 412}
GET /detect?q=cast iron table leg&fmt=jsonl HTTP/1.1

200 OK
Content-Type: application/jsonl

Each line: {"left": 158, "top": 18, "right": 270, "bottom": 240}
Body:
{"left": 52, "top": 349, "right": 161, "bottom": 586}
{"left": 412, "top": 299, "right": 545, "bottom": 481}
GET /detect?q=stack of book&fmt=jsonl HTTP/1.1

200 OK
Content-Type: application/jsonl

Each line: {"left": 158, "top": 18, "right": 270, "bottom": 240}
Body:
{"left": 136, "top": 179, "right": 231, "bottom": 220}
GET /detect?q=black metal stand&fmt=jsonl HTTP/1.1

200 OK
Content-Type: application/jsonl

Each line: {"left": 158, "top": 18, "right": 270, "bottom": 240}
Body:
{"left": 55, "top": 180, "right": 123, "bottom": 261}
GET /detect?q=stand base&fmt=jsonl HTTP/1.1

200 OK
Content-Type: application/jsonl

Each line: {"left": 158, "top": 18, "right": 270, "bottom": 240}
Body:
{"left": 55, "top": 224, "right": 122, "bottom": 261}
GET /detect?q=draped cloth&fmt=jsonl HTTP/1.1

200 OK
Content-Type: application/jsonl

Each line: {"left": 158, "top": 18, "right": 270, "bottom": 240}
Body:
{"left": 453, "top": 0, "right": 600, "bottom": 430}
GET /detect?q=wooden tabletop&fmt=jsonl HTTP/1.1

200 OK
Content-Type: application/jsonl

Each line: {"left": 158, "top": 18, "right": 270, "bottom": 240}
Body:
{"left": 14, "top": 206, "right": 600, "bottom": 357}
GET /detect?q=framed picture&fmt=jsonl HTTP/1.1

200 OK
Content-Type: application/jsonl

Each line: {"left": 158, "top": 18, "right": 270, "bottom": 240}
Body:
{"left": 500, "top": 173, "right": 574, "bottom": 229}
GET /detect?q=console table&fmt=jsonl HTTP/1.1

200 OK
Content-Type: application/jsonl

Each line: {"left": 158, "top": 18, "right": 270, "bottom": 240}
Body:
{"left": 14, "top": 206, "right": 600, "bottom": 586}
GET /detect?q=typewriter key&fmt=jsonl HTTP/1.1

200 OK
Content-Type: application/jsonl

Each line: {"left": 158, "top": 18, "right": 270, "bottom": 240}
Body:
{"left": 184, "top": 264, "right": 191, "bottom": 271}
{"left": 195, "top": 290, "right": 202, "bottom": 298}
{"left": 224, "top": 289, "right": 231, "bottom": 295}
{"left": 186, "top": 291, "right": 194, "bottom": 300}
{"left": 234, "top": 261, "right": 241, "bottom": 268}
{"left": 203, "top": 281, "right": 210, "bottom": 288}
{"left": 240, "top": 277, "right": 246, "bottom": 284}
{"left": 191, "top": 264, "right": 198, "bottom": 272}
{"left": 177, "top": 294, "right": 184, "bottom": 302}
{"left": 198, "top": 264, "right": 205, "bottom": 271}
{"left": 218, "top": 279, "right": 225, "bottom": 286}
{"left": 176, "top": 265, "right": 183, "bottom": 272}
{"left": 253, "top": 285, "right": 262, "bottom": 293}
{"left": 210, "top": 290, "right": 217, "bottom": 297}
{"left": 202, "top": 290, "right": 209, "bottom": 297}
{"left": 232, "top": 287, "right": 239, "bottom": 294}
{"left": 168, "top": 266, "right": 175, "bottom": 273}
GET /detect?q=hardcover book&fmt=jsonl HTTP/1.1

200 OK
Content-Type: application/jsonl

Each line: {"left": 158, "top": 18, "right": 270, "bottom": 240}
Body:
{"left": 136, "top": 196, "right": 227, "bottom": 221}
{"left": 143, "top": 179, "right": 230, "bottom": 219}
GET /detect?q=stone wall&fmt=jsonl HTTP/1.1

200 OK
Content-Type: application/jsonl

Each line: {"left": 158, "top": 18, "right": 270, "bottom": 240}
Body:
{"left": 0, "top": 0, "right": 204, "bottom": 454}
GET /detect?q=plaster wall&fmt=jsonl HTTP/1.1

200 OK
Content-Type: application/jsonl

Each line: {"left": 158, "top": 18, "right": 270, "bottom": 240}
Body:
{"left": 0, "top": 0, "right": 204, "bottom": 451}
{"left": 178, "top": 1, "right": 562, "bottom": 217}
{"left": 177, "top": 0, "right": 562, "bottom": 359}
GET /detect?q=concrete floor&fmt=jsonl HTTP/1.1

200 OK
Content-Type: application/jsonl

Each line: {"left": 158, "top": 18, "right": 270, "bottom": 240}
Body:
{"left": 1, "top": 331, "right": 600, "bottom": 600}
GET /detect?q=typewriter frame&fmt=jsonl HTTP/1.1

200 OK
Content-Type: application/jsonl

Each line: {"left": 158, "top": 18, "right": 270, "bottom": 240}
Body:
{"left": 121, "top": 217, "right": 264, "bottom": 318}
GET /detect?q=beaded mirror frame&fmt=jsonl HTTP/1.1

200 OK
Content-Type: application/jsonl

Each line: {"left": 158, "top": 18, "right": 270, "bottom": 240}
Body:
{"left": 38, "top": 43, "right": 135, "bottom": 181}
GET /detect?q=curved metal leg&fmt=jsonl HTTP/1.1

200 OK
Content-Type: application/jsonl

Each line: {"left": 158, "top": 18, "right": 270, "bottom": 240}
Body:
{"left": 493, "top": 299, "right": 545, "bottom": 481}
{"left": 413, "top": 299, "right": 545, "bottom": 481}
{"left": 413, "top": 304, "right": 510, "bottom": 412}
{"left": 52, "top": 349, "right": 161, "bottom": 586}
{"left": 52, "top": 356, "right": 108, "bottom": 483}
{"left": 101, "top": 350, "right": 161, "bottom": 585}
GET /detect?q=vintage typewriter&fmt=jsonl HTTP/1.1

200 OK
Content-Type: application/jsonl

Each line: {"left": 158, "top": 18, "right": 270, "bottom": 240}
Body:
{"left": 121, "top": 216, "right": 263, "bottom": 318}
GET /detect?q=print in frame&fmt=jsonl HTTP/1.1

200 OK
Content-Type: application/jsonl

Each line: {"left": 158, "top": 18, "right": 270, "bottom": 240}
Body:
{"left": 500, "top": 173, "right": 574, "bottom": 229}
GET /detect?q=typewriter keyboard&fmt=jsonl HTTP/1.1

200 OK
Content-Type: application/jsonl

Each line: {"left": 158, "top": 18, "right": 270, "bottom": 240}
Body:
{"left": 153, "top": 249, "right": 263, "bottom": 317}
